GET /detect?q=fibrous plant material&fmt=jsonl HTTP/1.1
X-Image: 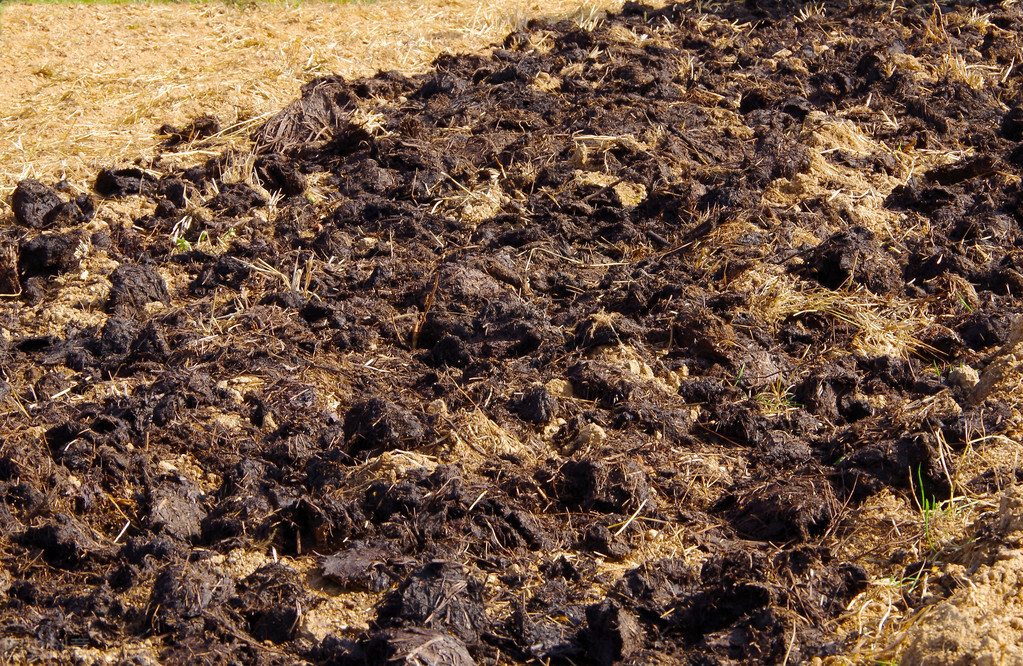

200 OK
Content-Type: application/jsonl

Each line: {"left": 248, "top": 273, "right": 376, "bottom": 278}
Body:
{"left": 0, "top": 0, "right": 636, "bottom": 202}
{"left": 3, "top": 1, "right": 1023, "bottom": 665}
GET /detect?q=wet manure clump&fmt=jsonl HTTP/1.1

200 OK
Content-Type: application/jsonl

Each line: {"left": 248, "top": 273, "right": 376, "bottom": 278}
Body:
{"left": 4, "top": 1, "right": 1023, "bottom": 664}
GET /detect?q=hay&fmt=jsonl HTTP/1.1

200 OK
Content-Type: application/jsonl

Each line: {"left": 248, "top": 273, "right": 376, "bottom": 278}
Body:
{"left": 0, "top": 0, "right": 649, "bottom": 205}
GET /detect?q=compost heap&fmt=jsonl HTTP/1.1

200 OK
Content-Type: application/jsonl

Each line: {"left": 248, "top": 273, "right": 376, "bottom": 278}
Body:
{"left": 3, "top": 0, "right": 1023, "bottom": 663}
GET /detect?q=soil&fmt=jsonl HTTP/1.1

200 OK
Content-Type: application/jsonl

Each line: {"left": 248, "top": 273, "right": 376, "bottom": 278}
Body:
{"left": 3, "top": 0, "right": 1023, "bottom": 664}
{"left": 899, "top": 489, "right": 1023, "bottom": 666}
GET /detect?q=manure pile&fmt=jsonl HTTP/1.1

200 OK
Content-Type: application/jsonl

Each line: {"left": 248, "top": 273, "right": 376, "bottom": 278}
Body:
{"left": 3, "top": 1, "right": 1023, "bottom": 664}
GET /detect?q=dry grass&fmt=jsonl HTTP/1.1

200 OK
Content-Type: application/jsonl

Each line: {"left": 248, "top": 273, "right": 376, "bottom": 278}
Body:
{"left": 0, "top": 0, "right": 644, "bottom": 206}
{"left": 734, "top": 266, "right": 940, "bottom": 360}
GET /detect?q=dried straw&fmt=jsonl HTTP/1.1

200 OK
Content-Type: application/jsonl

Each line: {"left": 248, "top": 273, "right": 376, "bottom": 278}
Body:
{"left": 0, "top": 0, "right": 646, "bottom": 205}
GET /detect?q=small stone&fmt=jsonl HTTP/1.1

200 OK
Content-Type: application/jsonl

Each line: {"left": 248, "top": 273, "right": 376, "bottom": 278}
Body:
{"left": 157, "top": 461, "right": 179, "bottom": 475}
{"left": 545, "top": 378, "right": 574, "bottom": 398}
{"left": 948, "top": 365, "right": 980, "bottom": 390}
{"left": 572, "top": 423, "right": 607, "bottom": 450}
{"left": 354, "top": 236, "right": 378, "bottom": 254}
{"left": 426, "top": 398, "right": 448, "bottom": 416}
